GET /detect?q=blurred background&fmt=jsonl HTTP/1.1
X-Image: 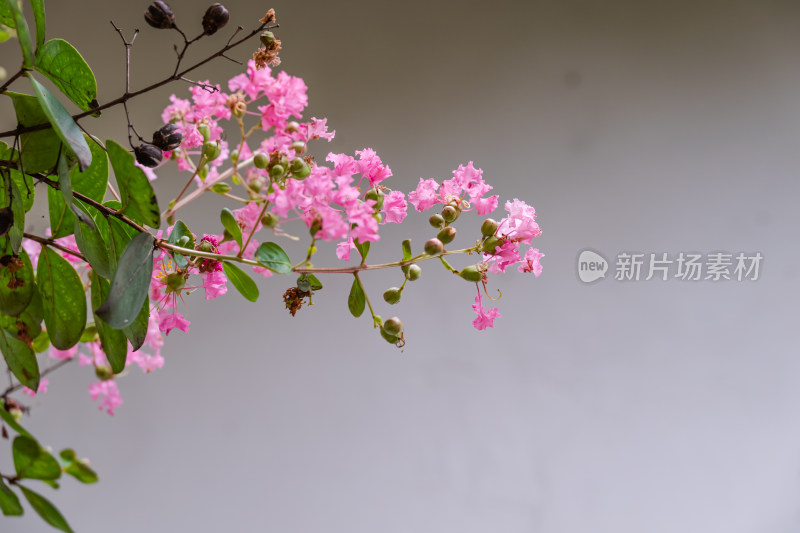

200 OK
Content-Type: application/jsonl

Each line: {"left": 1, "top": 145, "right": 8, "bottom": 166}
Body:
{"left": 2, "top": 0, "right": 800, "bottom": 531}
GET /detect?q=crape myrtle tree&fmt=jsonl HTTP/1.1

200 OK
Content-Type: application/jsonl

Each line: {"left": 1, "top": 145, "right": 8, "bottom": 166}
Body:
{"left": 0, "top": 1, "right": 544, "bottom": 530}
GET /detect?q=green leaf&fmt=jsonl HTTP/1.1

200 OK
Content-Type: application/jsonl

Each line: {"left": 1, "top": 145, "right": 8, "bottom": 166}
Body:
{"left": 166, "top": 220, "right": 194, "bottom": 269}
{"left": 28, "top": 76, "right": 92, "bottom": 171}
{"left": 222, "top": 262, "right": 259, "bottom": 302}
{"left": 0, "top": 1, "right": 13, "bottom": 27}
{"left": 32, "top": 329, "right": 49, "bottom": 353}
{"left": 64, "top": 460, "right": 98, "bottom": 484}
{"left": 0, "top": 318, "right": 38, "bottom": 390}
{"left": 297, "top": 273, "right": 322, "bottom": 293}
{"left": 7, "top": 91, "right": 61, "bottom": 174}
{"left": 0, "top": 246, "right": 34, "bottom": 315}
{"left": 220, "top": 208, "right": 242, "bottom": 249}
{"left": 37, "top": 246, "right": 86, "bottom": 350}
{"left": 48, "top": 152, "right": 74, "bottom": 238}
{"left": 90, "top": 273, "right": 127, "bottom": 372}
{"left": 30, "top": 0, "right": 44, "bottom": 50}
{"left": 254, "top": 242, "right": 292, "bottom": 274}
{"left": 35, "top": 39, "right": 97, "bottom": 112}
{"left": 19, "top": 485, "right": 74, "bottom": 533}
{"left": 7, "top": 172, "right": 24, "bottom": 254}
{"left": 94, "top": 212, "right": 133, "bottom": 277}
{"left": 402, "top": 239, "right": 412, "bottom": 261}
{"left": 0, "top": 142, "right": 34, "bottom": 212}
{"left": 348, "top": 277, "right": 365, "bottom": 318}
{"left": 354, "top": 238, "right": 370, "bottom": 262}
{"left": 95, "top": 231, "right": 154, "bottom": 329}
{"left": 0, "top": 476, "right": 23, "bottom": 516}
{"left": 12, "top": 436, "right": 61, "bottom": 480}
{"left": 73, "top": 204, "right": 112, "bottom": 279}
{"left": 4, "top": 0, "right": 33, "bottom": 67}
{"left": 0, "top": 399, "right": 33, "bottom": 438}
{"left": 122, "top": 299, "right": 149, "bottom": 352}
{"left": 106, "top": 140, "right": 160, "bottom": 228}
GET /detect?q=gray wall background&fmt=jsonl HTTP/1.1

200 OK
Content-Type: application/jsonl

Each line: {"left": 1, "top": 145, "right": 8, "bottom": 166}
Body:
{"left": 2, "top": 0, "right": 800, "bottom": 531}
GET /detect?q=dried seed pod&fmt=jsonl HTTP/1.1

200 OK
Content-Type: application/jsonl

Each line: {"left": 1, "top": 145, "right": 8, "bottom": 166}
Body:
{"left": 134, "top": 143, "right": 163, "bottom": 168}
{"left": 202, "top": 3, "right": 229, "bottom": 35}
{"left": 145, "top": 1, "right": 175, "bottom": 29}
{"left": 152, "top": 123, "right": 183, "bottom": 151}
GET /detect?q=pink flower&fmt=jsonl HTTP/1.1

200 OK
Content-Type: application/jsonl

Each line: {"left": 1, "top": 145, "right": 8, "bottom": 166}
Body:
{"left": 497, "top": 198, "right": 541, "bottom": 243}
{"left": 302, "top": 117, "right": 335, "bottom": 142}
{"left": 408, "top": 178, "right": 440, "bottom": 211}
{"left": 519, "top": 248, "right": 544, "bottom": 277}
{"left": 22, "top": 377, "right": 48, "bottom": 397}
{"left": 88, "top": 380, "right": 122, "bottom": 416}
{"left": 158, "top": 311, "right": 191, "bottom": 336}
{"left": 203, "top": 270, "right": 228, "bottom": 300}
{"left": 355, "top": 148, "right": 392, "bottom": 187}
{"left": 49, "top": 346, "right": 78, "bottom": 361}
{"left": 336, "top": 238, "right": 356, "bottom": 261}
{"left": 135, "top": 160, "right": 159, "bottom": 182}
{"left": 484, "top": 241, "right": 521, "bottom": 274}
{"left": 381, "top": 190, "right": 407, "bottom": 224}
{"left": 21, "top": 239, "right": 40, "bottom": 268}
{"left": 471, "top": 293, "right": 501, "bottom": 331}
{"left": 474, "top": 194, "right": 499, "bottom": 215}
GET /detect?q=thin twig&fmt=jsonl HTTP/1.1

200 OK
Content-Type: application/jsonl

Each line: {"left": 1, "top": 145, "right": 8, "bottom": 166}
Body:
{"left": 1, "top": 358, "right": 73, "bottom": 399}
{"left": 23, "top": 233, "right": 86, "bottom": 261}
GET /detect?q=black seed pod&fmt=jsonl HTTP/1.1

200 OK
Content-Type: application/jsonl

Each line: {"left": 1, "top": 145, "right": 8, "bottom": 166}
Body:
{"left": 134, "top": 143, "right": 163, "bottom": 168}
{"left": 152, "top": 123, "right": 183, "bottom": 151}
{"left": 145, "top": 1, "right": 175, "bottom": 29}
{"left": 202, "top": 3, "right": 229, "bottom": 35}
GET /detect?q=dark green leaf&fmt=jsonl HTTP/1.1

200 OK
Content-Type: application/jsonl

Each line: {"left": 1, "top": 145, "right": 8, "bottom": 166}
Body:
{"left": 37, "top": 246, "right": 86, "bottom": 350}
{"left": 28, "top": 76, "right": 92, "bottom": 171}
{"left": 7, "top": 91, "right": 61, "bottom": 174}
{"left": 95, "top": 231, "right": 154, "bottom": 329}
{"left": 0, "top": 476, "right": 23, "bottom": 516}
{"left": 48, "top": 152, "right": 75, "bottom": 239}
{"left": 254, "top": 242, "right": 292, "bottom": 274}
{"left": 4, "top": 0, "right": 33, "bottom": 67}
{"left": 90, "top": 273, "right": 127, "bottom": 372}
{"left": 222, "top": 262, "right": 258, "bottom": 302}
{"left": 94, "top": 212, "right": 133, "bottom": 277}
{"left": 0, "top": 142, "right": 34, "bottom": 212}
{"left": 0, "top": 318, "right": 38, "bottom": 390}
{"left": 30, "top": 0, "right": 44, "bottom": 50}
{"left": 107, "top": 140, "right": 160, "bottom": 228}
{"left": 12, "top": 436, "right": 61, "bottom": 480}
{"left": 8, "top": 173, "right": 24, "bottom": 253}
{"left": 220, "top": 208, "right": 242, "bottom": 249}
{"left": 19, "top": 485, "right": 74, "bottom": 533}
{"left": 0, "top": 246, "right": 34, "bottom": 315}
{"left": 32, "top": 329, "right": 49, "bottom": 353}
{"left": 0, "top": 281, "right": 44, "bottom": 343}
{"left": 122, "top": 299, "right": 149, "bottom": 352}
{"left": 34, "top": 39, "right": 97, "bottom": 112}
{"left": 297, "top": 273, "right": 322, "bottom": 293}
{"left": 64, "top": 460, "right": 98, "bottom": 484}
{"left": 402, "top": 239, "right": 412, "bottom": 261}
{"left": 166, "top": 220, "right": 194, "bottom": 269}
{"left": 354, "top": 238, "right": 370, "bottom": 262}
{"left": 0, "top": 399, "right": 33, "bottom": 438}
{"left": 74, "top": 204, "right": 111, "bottom": 279}
{"left": 348, "top": 277, "right": 365, "bottom": 318}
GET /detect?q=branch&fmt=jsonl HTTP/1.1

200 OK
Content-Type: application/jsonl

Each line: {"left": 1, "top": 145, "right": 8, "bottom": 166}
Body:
{"left": 1, "top": 358, "right": 72, "bottom": 400}
{"left": 23, "top": 233, "right": 86, "bottom": 262}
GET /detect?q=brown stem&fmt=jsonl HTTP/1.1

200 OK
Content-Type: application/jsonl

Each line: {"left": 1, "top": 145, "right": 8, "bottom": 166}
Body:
{"left": 23, "top": 233, "right": 86, "bottom": 261}
{"left": 1, "top": 358, "right": 72, "bottom": 400}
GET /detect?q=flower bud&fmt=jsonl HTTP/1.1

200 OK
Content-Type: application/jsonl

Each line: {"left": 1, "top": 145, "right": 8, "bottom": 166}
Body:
{"left": 197, "top": 123, "right": 211, "bottom": 142}
{"left": 382, "top": 317, "right": 403, "bottom": 336}
{"left": 481, "top": 218, "right": 498, "bottom": 237}
{"left": 261, "top": 213, "right": 278, "bottom": 228}
{"left": 482, "top": 236, "right": 502, "bottom": 255}
{"left": 260, "top": 30, "right": 276, "bottom": 47}
{"left": 289, "top": 158, "right": 311, "bottom": 178}
{"left": 286, "top": 121, "right": 300, "bottom": 133}
{"left": 95, "top": 366, "right": 114, "bottom": 381}
{"left": 380, "top": 327, "right": 399, "bottom": 344}
{"left": 424, "top": 238, "right": 444, "bottom": 256}
{"left": 134, "top": 143, "right": 163, "bottom": 168}
{"left": 365, "top": 188, "right": 384, "bottom": 210}
{"left": 437, "top": 226, "right": 456, "bottom": 245}
{"left": 269, "top": 164, "right": 285, "bottom": 180}
{"left": 441, "top": 205, "right": 459, "bottom": 223}
{"left": 196, "top": 240, "right": 216, "bottom": 253}
{"left": 374, "top": 212, "right": 384, "bottom": 224}
{"left": 164, "top": 272, "right": 187, "bottom": 293}
{"left": 145, "top": 1, "right": 175, "bottom": 29}
{"left": 202, "top": 141, "right": 221, "bottom": 161}
{"left": 459, "top": 265, "right": 484, "bottom": 282}
{"left": 309, "top": 216, "right": 323, "bottom": 237}
{"left": 291, "top": 140, "right": 306, "bottom": 154}
{"left": 429, "top": 214, "right": 445, "bottom": 228}
{"left": 202, "top": 3, "right": 229, "bottom": 35}
{"left": 406, "top": 264, "right": 421, "bottom": 281}
{"left": 152, "top": 123, "right": 183, "bottom": 151}
{"left": 383, "top": 287, "right": 402, "bottom": 304}
{"left": 253, "top": 152, "right": 269, "bottom": 169}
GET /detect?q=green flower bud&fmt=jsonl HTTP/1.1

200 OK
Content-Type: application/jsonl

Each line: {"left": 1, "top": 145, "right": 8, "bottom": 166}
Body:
{"left": 261, "top": 213, "right": 278, "bottom": 228}
{"left": 291, "top": 140, "right": 306, "bottom": 154}
{"left": 429, "top": 213, "right": 445, "bottom": 228}
{"left": 383, "top": 287, "right": 402, "bottom": 305}
{"left": 373, "top": 212, "right": 384, "bottom": 224}
{"left": 260, "top": 30, "right": 276, "bottom": 46}
{"left": 459, "top": 265, "right": 484, "bottom": 282}
{"left": 289, "top": 158, "right": 311, "bottom": 178}
{"left": 198, "top": 123, "right": 211, "bottom": 142}
{"left": 197, "top": 240, "right": 216, "bottom": 253}
{"left": 269, "top": 164, "right": 285, "bottom": 180}
{"left": 424, "top": 238, "right": 444, "bottom": 256}
{"left": 202, "top": 141, "right": 221, "bottom": 161}
{"left": 380, "top": 327, "right": 399, "bottom": 344}
{"left": 253, "top": 152, "right": 269, "bottom": 169}
{"left": 365, "top": 188, "right": 384, "bottom": 210}
{"left": 164, "top": 272, "right": 186, "bottom": 293}
{"left": 481, "top": 218, "right": 499, "bottom": 237}
{"left": 383, "top": 317, "right": 403, "bottom": 336}
{"left": 286, "top": 121, "right": 300, "bottom": 133}
{"left": 309, "top": 217, "right": 323, "bottom": 237}
{"left": 95, "top": 365, "right": 114, "bottom": 380}
{"left": 437, "top": 226, "right": 456, "bottom": 244}
{"left": 406, "top": 264, "right": 421, "bottom": 281}
{"left": 482, "top": 236, "right": 502, "bottom": 255}
{"left": 441, "top": 205, "right": 459, "bottom": 223}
